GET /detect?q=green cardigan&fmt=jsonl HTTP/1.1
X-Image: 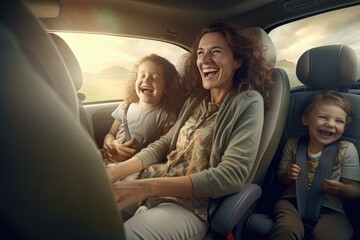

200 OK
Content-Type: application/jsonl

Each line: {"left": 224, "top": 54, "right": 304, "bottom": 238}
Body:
{"left": 136, "top": 89, "right": 264, "bottom": 198}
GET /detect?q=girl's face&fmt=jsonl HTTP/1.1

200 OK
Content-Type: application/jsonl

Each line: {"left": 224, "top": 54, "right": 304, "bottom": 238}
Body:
{"left": 135, "top": 60, "right": 166, "bottom": 108}
{"left": 196, "top": 32, "right": 242, "bottom": 102}
{"left": 301, "top": 101, "right": 347, "bottom": 153}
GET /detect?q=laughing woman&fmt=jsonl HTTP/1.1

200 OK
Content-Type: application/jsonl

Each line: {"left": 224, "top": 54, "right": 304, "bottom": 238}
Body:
{"left": 107, "top": 22, "right": 273, "bottom": 240}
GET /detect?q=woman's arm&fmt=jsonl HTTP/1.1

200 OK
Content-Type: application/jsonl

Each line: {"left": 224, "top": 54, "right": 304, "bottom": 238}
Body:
{"left": 136, "top": 97, "right": 197, "bottom": 168}
{"left": 112, "top": 175, "right": 194, "bottom": 209}
{"left": 107, "top": 157, "right": 143, "bottom": 182}
{"left": 191, "top": 91, "right": 264, "bottom": 198}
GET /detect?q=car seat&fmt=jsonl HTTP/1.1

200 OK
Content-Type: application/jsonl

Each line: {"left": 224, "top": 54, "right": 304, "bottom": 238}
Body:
{"left": 203, "top": 27, "right": 290, "bottom": 240}
{"left": 49, "top": 33, "right": 92, "bottom": 135}
{"left": 245, "top": 44, "right": 360, "bottom": 240}
{"left": 0, "top": 1, "right": 125, "bottom": 239}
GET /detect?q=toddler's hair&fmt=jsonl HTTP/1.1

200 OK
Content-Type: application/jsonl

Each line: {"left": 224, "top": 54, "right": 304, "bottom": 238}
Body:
{"left": 301, "top": 90, "right": 354, "bottom": 127}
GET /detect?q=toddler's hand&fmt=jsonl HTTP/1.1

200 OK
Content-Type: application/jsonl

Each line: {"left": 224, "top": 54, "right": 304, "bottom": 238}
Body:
{"left": 322, "top": 179, "right": 342, "bottom": 195}
{"left": 286, "top": 163, "right": 301, "bottom": 181}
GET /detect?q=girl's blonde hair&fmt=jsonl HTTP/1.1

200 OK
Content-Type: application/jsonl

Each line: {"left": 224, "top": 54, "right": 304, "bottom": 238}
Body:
{"left": 124, "top": 54, "right": 185, "bottom": 116}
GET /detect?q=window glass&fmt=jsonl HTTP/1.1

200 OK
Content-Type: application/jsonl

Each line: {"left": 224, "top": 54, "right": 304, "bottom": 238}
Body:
{"left": 269, "top": 5, "right": 360, "bottom": 88}
{"left": 54, "top": 33, "right": 188, "bottom": 103}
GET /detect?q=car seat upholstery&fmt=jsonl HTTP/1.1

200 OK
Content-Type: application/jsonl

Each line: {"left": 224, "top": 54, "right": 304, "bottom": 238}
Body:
{"left": 200, "top": 27, "right": 290, "bottom": 239}
{"left": 0, "top": 1, "right": 125, "bottom": 239}
{"left": 49, "top": 33, "right": 92, "bottom": 134}
{"left": 245, "top": 44, "right": 360, "bottom": 240}
{"left": 1, "top": 1, "right": 78, "bottom": 119}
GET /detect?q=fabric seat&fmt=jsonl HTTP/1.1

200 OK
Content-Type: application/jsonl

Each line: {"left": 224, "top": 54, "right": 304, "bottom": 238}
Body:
{"left": 49, "top": 33, "right": 92, "bottom": 134}
{"left": 245, "top": 44, "right": 360, "bottom": 240}
{"left": 202, "top": 27, "right": 290, "bottom": 239}
{"left": 0, "top": 1, "right": 125, "bottom": 239}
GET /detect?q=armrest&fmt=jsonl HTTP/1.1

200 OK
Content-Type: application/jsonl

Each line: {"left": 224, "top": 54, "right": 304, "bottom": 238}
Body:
{"left": 210, "top": 183, "right": 262, "bottom": 235}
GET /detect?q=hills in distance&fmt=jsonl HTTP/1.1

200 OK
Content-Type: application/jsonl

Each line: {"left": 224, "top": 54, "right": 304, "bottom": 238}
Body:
{"left": 83, "top": 59, "right": 296, "bottom": 80}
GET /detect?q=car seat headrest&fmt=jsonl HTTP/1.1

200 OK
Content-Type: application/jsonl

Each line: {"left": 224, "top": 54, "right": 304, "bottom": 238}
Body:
{"left": 241, "top": 27, "right": 277, "bottom": 65}
{"left": 296, "top": 45, "right": 360, "bottom": 90}
{"left": 49, "top": 33, "right": 83, "bottom": 91}
{"left": 175, "top": 52, "right": 189, "bottom": 77}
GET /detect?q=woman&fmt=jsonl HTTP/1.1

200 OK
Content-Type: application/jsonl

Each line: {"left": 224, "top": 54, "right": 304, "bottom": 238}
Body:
{"left": 107, "top": 22, "right": 273, "bottom": 239}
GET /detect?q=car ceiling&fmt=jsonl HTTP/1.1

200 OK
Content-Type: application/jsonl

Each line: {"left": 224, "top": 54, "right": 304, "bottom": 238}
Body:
{"left": 26, "top": 0, "right": 360, "bottom": 49}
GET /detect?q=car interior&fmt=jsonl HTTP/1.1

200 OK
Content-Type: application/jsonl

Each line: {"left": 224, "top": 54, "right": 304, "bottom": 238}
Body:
{"left": 1, "top": 0, "right": 360, "bottom": 239}
{"left": 245, "top": 44, "right": 360, "bottom": 239}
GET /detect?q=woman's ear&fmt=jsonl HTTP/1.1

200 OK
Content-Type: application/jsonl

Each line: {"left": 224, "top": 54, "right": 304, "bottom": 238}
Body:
{"left": 234, "top": 59, "right": 243, "bottom": 70}
{"left": 301, "top": 114, "right": 309, "bottom": 126}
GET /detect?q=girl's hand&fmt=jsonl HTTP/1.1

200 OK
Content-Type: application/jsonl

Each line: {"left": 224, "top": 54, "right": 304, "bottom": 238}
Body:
{"left": 104, "top": 139, "right": 136, "bottom": 163}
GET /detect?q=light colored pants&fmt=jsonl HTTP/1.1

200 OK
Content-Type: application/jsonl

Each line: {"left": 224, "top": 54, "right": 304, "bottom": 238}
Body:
{"left": 123, "top": 202, "right": 208, "bottom": 240}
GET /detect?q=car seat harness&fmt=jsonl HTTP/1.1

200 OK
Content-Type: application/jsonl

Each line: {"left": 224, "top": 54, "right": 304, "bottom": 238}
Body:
{"left": 295, "top": 137, "right": 338, "bottom": 228}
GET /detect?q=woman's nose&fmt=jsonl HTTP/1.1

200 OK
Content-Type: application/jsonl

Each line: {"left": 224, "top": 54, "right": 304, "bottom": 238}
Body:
{"left": 201, "top": 51, "right": 212, "bottom": 63}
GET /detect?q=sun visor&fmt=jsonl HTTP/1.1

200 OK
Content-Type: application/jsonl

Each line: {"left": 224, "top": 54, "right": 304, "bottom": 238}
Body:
{"left": 25, "top": 0, "right": 60, "bottom": 18}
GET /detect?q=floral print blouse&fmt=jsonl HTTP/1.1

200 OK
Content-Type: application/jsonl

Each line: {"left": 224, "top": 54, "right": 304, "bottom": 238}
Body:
{"left": 140, "top": 97, "right": 221, "bottom": 221}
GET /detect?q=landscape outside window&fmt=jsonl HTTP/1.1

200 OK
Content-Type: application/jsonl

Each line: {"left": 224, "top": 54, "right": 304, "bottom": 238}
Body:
{"left": 55, "top": 5, "right": 359, "bottom": 103}
{"left": 269, "top": 5, "right": 360, "bottom": 87}
{"left": 54, "top": 33, "right": 188, "bottom": 103}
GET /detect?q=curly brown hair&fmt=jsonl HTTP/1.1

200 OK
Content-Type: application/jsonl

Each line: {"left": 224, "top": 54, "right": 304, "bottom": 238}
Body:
{"left": 181, "top": 22, "right": 274, "bottom": 108}
{"left": 124, "top": 54, "right": 185, "bottom": 116}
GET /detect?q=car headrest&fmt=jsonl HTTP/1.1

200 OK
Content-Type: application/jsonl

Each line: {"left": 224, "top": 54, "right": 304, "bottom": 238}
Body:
{"left": 49, "top": 33, "right": 83, "bottom": 91}
{"left": 296, "top": 45, "right": 360, "bottom": 90}
{"left": 241, "top": 27, "right": 277, "bottom": 65}
{"left": 175, "top": 52, "right": 189, "bottom": 77}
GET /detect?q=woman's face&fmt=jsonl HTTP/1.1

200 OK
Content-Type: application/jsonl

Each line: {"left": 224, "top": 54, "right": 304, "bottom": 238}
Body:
{"left": 196, "top": 32, "right": 242, "bottom": 101}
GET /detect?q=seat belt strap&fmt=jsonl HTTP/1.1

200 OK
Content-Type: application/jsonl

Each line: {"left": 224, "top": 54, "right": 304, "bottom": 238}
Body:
{"left": 121, "top": 104, "right": 132, "bottom": 141}
{"left": 295, "top": 138, "right": 308, "bottom": 219}
{"left": 295, "top": 137, "right": 338, "bottom": 225}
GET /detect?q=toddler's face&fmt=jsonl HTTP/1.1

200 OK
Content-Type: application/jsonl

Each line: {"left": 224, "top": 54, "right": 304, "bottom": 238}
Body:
{"left": 302, "top": 101, "right": 347, "bottom": 152}
{"left": 135, "top": 60, "right": 166, "bottom": 108}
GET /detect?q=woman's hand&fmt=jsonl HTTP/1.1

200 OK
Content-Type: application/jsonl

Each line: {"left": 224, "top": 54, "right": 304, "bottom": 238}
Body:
{"left": 106, "top": 157, "right": 143, "bottom": 183}
{"left": 111, "top": 176, "right": 195, "bottom": 209}
{"left": 103, "top": 139, "right": 136, "bottom": 163}
{"left": 112, "top": 180, "right": 150, "bottom": 208}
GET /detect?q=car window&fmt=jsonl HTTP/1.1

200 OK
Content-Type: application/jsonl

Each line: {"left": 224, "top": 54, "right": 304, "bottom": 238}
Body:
{"left": 53, "top": 33, "right": 188, "bottom": 103}
{"left": 269, "top": 5, "right": 360, "bottom": 88}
